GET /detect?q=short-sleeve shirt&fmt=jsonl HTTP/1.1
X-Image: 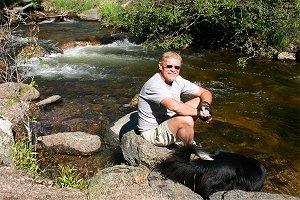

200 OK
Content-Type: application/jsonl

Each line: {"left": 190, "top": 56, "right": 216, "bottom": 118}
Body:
{"left": 137, "top": 73, "right": 200, "bottom": 132}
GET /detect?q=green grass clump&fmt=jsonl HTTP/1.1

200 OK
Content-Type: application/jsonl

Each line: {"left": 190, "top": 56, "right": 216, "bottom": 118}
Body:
{"left": 46, "top": 0, "right": 102, "bottom": 13}
{"left": 12, "top": 139, "right": 41, "bottom": 178}
{"left": 54, "top": 164, "right": 87, "bottom": 190}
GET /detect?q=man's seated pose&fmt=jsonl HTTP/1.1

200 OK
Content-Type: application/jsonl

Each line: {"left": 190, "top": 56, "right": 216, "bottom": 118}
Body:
{"left": 137, "top": 51, "right": 213, "bottom": 160}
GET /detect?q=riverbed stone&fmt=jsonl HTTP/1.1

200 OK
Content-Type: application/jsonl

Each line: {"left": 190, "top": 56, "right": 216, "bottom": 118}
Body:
{"left": 148, "top": 170, "right": 202, "bottom": 200}
{"left": 109, "top": 111, "right": 173, "bottom": 168}
{"left": 77, "top": 8, "right": 101, "bottom": 21}
{"left": 37, "top": 132, "right": 101, "bottom": 155}
{"left": 35, "top": 95, "right": 62, "bottom": 108}
{"left": 0, "top": 117, "right": 14, "bottom": 166}
{"left": 120, "top": 130, "right": 173, "bottom": 168}
{"left": 0, "top": 82, "right": 40, "bottom": 100}
{"left": 278, "top": 51, "right": 296, "bottom": 61}
{"left": 106, "top": 111, "right": 139, "bottom": 146}
{"left": 0, "top": 98, "right": 29, "bottom": 125}
{"left": 209, "top": 190, "right": 300, "bottom": 200}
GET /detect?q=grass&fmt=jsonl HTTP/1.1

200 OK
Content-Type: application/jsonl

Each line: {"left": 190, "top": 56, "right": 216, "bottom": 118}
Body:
{"left": 12, "top": 138, "right": 41, "bottom": 178}
{"left": 45, "top": 0, "right": 104, "bottom": 13}
{"left": 54, "top": 164, "right": 87, "bottom": 190}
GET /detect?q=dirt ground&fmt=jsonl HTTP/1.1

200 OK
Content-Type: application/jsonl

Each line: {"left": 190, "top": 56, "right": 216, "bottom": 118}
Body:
{"left": 0, "top": 165, "right": 171, "bottom": 200}
{"left": 0, "top": 166, "right": 87, "bottom": 200}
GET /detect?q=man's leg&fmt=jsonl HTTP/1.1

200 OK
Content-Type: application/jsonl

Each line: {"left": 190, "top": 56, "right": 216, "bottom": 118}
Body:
{"left": 167, "top": 97, "right": 200, "bottom": 145}
{"left": 167, "top": 97, "right": 213, "bottom": 160}
{"left": 167, "top": 115, "right": 195, "bottom": 145}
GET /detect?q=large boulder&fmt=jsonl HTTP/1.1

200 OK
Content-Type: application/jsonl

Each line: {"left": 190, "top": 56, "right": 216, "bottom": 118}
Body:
{"left": 0, "top": 82, "right": 39, "bottom": 124}
{"left": 0, "top": 117, "right": 14, "bottom": 166}
{"left": 88, "top": 164, "right": 170, "bottom": 200}
{"left": 120, "top": 130, "right": 173, "bottom": 168}
{"left": 148, "top": 169, "right": 202, "bottom": 200}
{"left": 106, "top": 111, "right": 139, "bottom": 146}
{"left": 108, "top": 111, "right": 173, "bottom": 168}
{"left": 0, "top": 82, "right": 40, "bottom": 101}
{"left": 37, "top": 132, "right": 101, "bottom": 155}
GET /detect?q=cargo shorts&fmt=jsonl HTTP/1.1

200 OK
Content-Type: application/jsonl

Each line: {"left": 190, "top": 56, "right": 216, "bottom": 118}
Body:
{"left": 140, "top": 120, "right": 176, "bottom": 146}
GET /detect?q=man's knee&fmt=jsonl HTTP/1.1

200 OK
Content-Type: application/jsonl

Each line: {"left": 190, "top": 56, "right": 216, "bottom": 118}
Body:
{"left": 178, "top": 116, "right": 194, "bottom": 127}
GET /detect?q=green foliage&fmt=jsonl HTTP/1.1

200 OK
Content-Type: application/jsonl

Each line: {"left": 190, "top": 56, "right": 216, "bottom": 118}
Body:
{"left": 43, "top": 0, "right": 298, "bottom": 67}
{"left": 30, "top": 116, "right": 39, "bottom": 123}
{"left": 97, "top": 0, "right": 125, "bottom": 26}
{"left": 99, "top": 0, "right": 194, "bottom": 49}
{"left": 54, "top": 164, "right": 86, "bottom": 190}
{"left": 12, "top": 139, "right": 41, "bottom": 178}
{"left": 46, "top": 0, "right": 101, "bottom": 13}
{"left": 29, "top": 80, "right": 38, "bottom": 88}
{"left": 237, "top": 57, "right": 248, "bottom": 69}
{"left": 99, "top": 0, "right": 299, "bottom": 63}
{"left": 7, "top": 98, "right": 14, "bottom": 107}
{"left": 31, "top": 1, "right": 40, "bottom": 9}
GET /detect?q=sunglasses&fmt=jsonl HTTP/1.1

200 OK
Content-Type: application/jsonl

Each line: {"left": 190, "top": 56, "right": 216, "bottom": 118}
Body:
{"left": 164, "top": 64, "right": 181, "bottom": 70}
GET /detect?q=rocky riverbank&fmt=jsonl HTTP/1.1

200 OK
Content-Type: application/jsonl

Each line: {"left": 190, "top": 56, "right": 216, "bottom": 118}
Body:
{"left": 1, "top": 95, "right": 300, "bottom": 199}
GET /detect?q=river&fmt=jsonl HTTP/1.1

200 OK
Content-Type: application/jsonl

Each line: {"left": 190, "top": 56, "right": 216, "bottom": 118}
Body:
{"left": 14, "top": 20, "right": 300, "bottom": 196}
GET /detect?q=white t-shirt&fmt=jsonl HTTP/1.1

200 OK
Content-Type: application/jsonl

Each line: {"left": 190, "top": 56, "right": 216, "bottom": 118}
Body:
{"left": 137, "top": 73, "right": 200, "bottom": 132}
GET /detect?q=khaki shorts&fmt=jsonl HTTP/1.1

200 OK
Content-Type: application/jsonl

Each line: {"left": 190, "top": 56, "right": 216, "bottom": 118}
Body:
{"left": 140, "top": 121, "right": 176, "bottom": 146}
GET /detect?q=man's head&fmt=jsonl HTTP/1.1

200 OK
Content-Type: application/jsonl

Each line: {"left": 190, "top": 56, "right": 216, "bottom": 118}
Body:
{"left": 159, "top": 51, "right": 182, "bottom": 85}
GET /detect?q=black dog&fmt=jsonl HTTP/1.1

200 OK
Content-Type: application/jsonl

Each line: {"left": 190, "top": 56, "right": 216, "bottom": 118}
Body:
{"left": 157, "top": 145, "right": 267, "bottom": 200}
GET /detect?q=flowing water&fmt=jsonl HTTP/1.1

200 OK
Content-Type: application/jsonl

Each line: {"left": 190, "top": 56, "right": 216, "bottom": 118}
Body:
{"left": 14, "top": 20, "right": 300, "bottom": 196}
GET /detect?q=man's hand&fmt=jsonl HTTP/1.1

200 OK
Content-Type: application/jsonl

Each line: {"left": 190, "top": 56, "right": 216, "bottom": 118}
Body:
{"left": 197, "top": 101, "right": 212, "bottom": 122}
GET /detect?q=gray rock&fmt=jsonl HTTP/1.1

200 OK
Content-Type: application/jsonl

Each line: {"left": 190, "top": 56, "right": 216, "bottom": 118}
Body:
{"left": 0, "top": 98, "right": 30, "bottom": 125}
{"left": 88, "top": 164, "right": 154, "bottom": 200}
{"left": 90, "top": 164, "right": 147, "bottom": 185}
{"left": 120, "top": 130, "right": 173, "bottom": 168}
{"left": 0, "top": 117, "right": 14, "bottom": 166}
{"left": 77, "top": 8, "right": 101, "bottom": 21}
{"left": 35, "top": 95, "right": 62, "bottom": 108}
{"left": 278, "top": 52, "right": 296, "bottom": 61}
{"left": 107, "top": 111, "right": 173, "bottom": 168}
{"left": 106, "top": 111, "right": 139, "bottom": 146}
{"left": 210, "top": 190, "right": 300, "bottom": 200}
{"left": 148, "top": 170, "right": 202, "bottom": 200}
{"left": 37, "top": 132, "right": 101, "bottom": 155}
{"left": 0, "top": 82, "right": 40, "bottom": 101}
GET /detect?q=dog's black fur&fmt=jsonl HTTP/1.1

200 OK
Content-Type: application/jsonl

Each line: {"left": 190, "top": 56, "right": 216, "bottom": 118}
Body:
{"left": 157, "top": 145, "right": 267, "bottom": 200}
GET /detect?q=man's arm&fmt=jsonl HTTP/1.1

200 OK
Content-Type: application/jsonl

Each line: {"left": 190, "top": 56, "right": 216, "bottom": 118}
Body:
{"left": 161, "top": 87, "right": 212, "bottom": 116}
{"left": 195, "top": 87, "right": 212, "bottom": 104}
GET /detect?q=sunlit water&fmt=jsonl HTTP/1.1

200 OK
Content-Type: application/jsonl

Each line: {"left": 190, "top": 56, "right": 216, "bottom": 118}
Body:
{"left": 15, "top": 20, "right": 300, "bottom": 196}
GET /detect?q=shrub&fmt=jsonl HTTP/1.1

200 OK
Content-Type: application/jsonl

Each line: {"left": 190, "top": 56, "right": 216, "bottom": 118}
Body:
{"left": 99, "top": 0, "right": 299, "bottom": 57}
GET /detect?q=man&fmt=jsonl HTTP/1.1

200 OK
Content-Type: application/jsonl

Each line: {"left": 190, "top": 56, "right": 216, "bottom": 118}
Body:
{"left": 137, "top": 51, "right": 213, "bottom": 160}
